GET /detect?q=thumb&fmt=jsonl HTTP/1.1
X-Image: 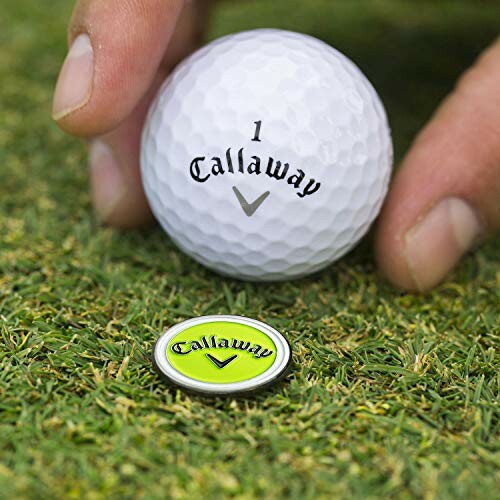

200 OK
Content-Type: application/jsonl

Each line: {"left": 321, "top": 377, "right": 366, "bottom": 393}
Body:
{"left": 52, "top": 0, "right": 185, "bottom": 137}
{"left": 375, "top": 38, "right": 500, "bottom": 292}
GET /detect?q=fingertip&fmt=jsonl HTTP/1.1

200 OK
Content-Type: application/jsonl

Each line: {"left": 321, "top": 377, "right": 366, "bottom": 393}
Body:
{"left": 53, "top": 0, "right": 185, "bottom": 137}
{"left": 89, "top": 139, "right": 154, "bottom": 230}
{"left": 375, "top": 197, "right": 483, "bottom": 293}
{"left": 375, "top": 209, "right": 421, "bottom": 292}
{"left": 52, "top": 33, "right": 94, "bottom": 123}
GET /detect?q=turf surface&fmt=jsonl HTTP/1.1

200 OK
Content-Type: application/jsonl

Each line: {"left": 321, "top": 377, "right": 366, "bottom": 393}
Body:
{"left": 1, "top": 0, "right": 499, "bottom": 498}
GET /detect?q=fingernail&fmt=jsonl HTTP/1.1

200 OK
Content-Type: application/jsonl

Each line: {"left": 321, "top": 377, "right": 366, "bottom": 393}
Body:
{"left": 52, "top": 34, "right": 94, "bottom": 120}
{"left": 405, "top": 197, "right": 481, "bottom": 291}
{"left": 89, "top": 140, "right": 128, "bottom": 224}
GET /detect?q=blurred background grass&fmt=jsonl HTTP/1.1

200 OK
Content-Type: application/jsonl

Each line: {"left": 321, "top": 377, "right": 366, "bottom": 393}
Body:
{"left": 0, "top": 1, "right": 499, "bottom": 498}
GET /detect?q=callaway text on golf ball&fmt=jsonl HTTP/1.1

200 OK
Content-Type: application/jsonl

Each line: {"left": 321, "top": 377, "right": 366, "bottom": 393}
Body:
{"left": 141, "top": 30, "right": 393, "bottom": 281}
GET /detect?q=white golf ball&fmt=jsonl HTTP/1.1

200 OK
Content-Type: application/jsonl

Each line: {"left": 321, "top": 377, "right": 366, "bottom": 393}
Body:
{"left": 141, "top": 29, "right": 393, "bottom": 281}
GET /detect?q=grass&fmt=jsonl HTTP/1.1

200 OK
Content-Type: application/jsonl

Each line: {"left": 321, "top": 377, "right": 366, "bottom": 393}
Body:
{"left": 0, "top": 0, "right": 499, "bottom": 498}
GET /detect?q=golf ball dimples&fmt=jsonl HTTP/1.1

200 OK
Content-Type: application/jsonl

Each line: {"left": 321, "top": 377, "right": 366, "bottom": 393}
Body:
{"left": 141, "top": 29, "right": 393, "bottom": 281}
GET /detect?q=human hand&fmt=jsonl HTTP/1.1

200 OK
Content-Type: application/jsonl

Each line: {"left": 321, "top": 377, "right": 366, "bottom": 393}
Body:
{"left": 52, "top": 2, "right": 499, "bottom": 292}
{"left": 52, "top": 0, "right": 211, "bottom": 229}
{"left": 375, "top": 39, "right": 500, "bottom": 291}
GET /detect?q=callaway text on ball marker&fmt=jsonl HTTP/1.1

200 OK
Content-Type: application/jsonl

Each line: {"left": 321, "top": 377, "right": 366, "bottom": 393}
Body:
{"left": 171, "top": 334, "right": 274, "bottom": 359}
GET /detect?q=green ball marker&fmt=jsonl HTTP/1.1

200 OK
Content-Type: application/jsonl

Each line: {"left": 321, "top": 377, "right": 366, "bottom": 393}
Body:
{"left": 153, "top": 316, "right": 291, "bottom": 396}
